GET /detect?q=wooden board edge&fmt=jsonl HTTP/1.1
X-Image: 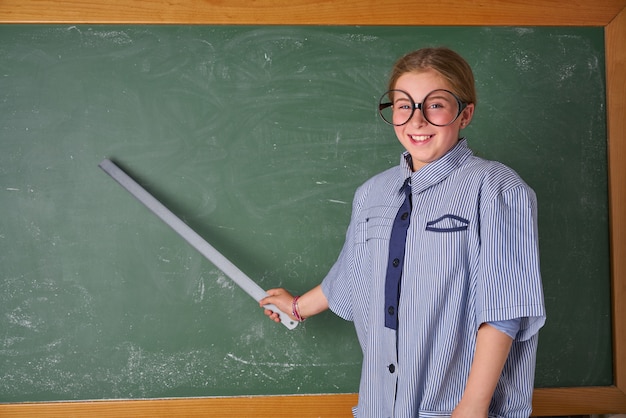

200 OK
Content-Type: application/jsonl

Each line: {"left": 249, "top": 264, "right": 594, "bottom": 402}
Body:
{"left": 2, "top": 387, "right": 626, "bottom": 417}
{"left": 606, "top": 1, "right": 626, "bottom": 400}
{"left": 0, "top": 0, "right": 626, "bottom": 25}
{"left": 0, "top": 394, "right": 359, "bottom": 418}
{"left": 533, "top": 387, "right": 626, "bottom": 416}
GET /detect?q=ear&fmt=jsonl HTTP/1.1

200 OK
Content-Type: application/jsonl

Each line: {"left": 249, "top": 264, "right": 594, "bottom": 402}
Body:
{"left": 459, "top": 103, "right": 475, "bottom": 129}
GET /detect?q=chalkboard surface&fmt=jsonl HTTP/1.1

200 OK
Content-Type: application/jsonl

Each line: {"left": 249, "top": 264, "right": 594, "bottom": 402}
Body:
{"left": 0, "top": 25, "right": 610, "bottom": 402}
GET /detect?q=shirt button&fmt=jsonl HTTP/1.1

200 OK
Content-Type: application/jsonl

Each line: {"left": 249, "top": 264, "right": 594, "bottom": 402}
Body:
{"left": 401, "top": 212, "right": 409, "bottom": 220}
{"left": 387, "top": 306, "right": 395, "bottom": 315}
{"left": 392, "top": 258, "right": 400, "bottom": 267}
{"left": 388, "top": 364, "right": 396, "bottom": 373}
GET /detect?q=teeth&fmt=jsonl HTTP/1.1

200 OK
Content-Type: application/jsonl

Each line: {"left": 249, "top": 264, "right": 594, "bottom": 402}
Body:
{"left": 410, "top": 135, "right": 431, "bottom": 141}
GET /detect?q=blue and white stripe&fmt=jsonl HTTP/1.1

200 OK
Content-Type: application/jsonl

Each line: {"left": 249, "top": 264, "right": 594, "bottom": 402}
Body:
{"left": 321, "top": 139, "right": 546, "bottom": 418}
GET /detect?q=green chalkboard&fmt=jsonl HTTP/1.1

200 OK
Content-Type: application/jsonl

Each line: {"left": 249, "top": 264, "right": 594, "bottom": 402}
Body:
{"left": 0, "top": 25, "right": 610, "bottom": 402}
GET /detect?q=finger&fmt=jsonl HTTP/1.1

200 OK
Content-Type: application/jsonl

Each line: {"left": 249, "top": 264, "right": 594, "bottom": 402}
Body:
{"left": 265, "top": 288, "right": 283, "bottom": 296}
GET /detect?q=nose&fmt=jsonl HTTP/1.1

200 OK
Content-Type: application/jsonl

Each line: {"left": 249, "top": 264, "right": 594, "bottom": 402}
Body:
{"left": 409, "top": 106, "right": 428, "bottom": 126}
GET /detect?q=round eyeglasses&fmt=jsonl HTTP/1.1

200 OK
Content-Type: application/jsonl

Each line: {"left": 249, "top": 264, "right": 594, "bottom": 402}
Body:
{"left": 378, "top": 89, "right": 468, "bottom": 127}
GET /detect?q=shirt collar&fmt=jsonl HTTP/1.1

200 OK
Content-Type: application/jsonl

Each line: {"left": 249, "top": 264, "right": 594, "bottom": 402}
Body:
{"left": 399, "top": 138, "right": 473, "bottom": 194}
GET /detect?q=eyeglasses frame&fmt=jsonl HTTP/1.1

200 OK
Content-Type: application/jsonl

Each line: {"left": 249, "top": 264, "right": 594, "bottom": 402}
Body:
{"left": 378, "top": 88, "right": 469, "bottom": 127}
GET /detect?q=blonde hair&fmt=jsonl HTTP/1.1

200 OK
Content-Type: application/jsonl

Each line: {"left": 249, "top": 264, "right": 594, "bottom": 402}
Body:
{"left": 388, "top": 47, "right": 477, "bottom": 106}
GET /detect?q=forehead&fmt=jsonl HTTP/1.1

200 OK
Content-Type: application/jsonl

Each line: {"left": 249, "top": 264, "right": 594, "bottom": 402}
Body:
{"left": 393, "top": 70, "right": 452, "bottom": 97}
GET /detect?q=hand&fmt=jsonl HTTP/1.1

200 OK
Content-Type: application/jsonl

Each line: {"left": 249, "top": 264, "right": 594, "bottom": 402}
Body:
{"left": 451, "top": 401, "right": 488, "bottom": 418}
{"left": 260, "top": 285, "right": 329, "bottom": 324}
{"left": 259, "top": 288, "right": 295, "bottom": 323}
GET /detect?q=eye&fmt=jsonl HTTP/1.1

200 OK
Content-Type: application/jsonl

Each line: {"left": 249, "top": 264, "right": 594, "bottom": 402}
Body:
{"left": 427, "top": 102, "right": 444, "bottom": 109}
{"left": 394, "top": 99, "right": 413, "bottom": 111}
{"left": 424, "top": 90, "right": 457, "bottom": 111}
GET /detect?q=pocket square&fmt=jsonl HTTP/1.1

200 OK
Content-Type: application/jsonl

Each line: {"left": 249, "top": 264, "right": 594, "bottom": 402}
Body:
{"left": 425, "top": 214, "right": 470, "bottom": 232}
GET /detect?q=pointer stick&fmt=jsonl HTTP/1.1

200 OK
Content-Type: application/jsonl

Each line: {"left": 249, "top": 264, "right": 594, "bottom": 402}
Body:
{"left": 99, "top": 159, "right": 297, "bottom": 330}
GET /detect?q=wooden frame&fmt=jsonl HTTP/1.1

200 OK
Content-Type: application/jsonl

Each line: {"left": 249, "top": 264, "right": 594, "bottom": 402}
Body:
{"left": 1, "top": 1, "right": 625, "bottom": 416}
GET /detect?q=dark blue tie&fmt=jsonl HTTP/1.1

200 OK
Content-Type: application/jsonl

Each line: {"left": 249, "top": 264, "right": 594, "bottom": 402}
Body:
{"left": 384, "top": 177, "right": 412, "bottom": 330}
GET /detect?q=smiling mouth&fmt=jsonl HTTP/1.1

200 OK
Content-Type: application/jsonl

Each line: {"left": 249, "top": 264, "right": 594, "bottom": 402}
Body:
{"left": 409, "top": 134, "right": 433, "bottom": 142}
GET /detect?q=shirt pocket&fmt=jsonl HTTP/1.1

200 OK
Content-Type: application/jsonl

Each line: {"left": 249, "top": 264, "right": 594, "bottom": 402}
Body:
{"left": 419, "top": 412, "right": 502, "bottom": 418}
{"left": 425, "top": 214, "right": 469, "bottom": 232}
{"left": 418, "top": 411, "right": 452, "bottom": 418}
{"left": 355, "top": 207, "right": 395, "bottom": 244}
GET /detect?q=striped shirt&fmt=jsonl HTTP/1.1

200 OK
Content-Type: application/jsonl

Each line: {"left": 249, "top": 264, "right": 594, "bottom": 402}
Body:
{"left": 321, "top": 139, "right": 546, "bottom": 418}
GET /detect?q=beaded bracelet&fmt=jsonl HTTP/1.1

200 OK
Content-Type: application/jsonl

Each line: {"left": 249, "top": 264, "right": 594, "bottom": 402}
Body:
{"left": 292, "top": 295, "right": 306, "bottom": 322}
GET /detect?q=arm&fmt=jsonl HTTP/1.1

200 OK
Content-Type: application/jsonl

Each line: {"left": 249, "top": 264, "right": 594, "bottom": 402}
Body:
{"left": 259, "top": 285, "right": 329, "bottom": 323}
{"left": 452, "top": 323, "right": 513, "bottom": 418}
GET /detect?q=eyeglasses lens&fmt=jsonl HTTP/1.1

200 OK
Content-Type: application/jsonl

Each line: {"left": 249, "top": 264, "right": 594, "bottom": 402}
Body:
{"left": 379, "top": 90, "right": 461, "bottom": 127}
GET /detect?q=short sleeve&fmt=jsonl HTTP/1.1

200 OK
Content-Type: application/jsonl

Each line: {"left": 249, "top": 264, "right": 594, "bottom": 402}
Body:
{"left": 476, "top": 183, "right": 546, "bottom": 341}
{"left": 320, "top": 182, "right": 371, "bottom": 322}
{"left": 321, "top": 236, "right": 355, "bottom": 321}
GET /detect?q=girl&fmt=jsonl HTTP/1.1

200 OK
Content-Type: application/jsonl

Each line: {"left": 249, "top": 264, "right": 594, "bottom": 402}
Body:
{"left": 260, "top": 47, "right": 545, "bottom": 418}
